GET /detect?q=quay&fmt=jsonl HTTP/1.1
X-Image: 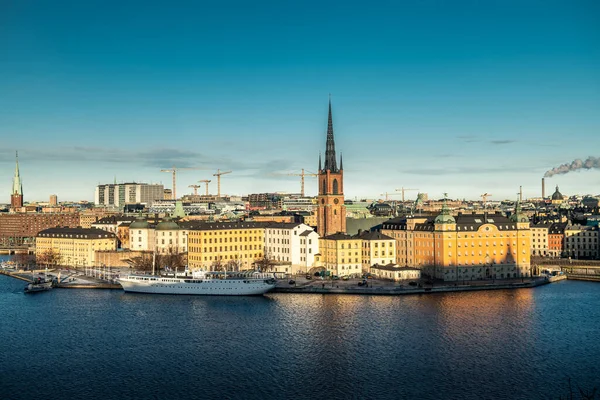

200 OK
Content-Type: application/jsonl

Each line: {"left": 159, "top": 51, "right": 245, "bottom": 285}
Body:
{"left": 273, "top": 277, "right": 549, "bottom": 296}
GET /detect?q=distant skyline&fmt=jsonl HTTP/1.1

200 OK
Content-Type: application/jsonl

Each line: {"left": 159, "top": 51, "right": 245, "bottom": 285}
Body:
{"left": 1, "top": 0, "right": 599, "bottom": 202}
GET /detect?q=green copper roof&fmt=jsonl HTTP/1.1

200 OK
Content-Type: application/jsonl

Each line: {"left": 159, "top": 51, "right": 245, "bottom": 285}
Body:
{"left": 12, "top": 151, "right": 22, "bottom": 196}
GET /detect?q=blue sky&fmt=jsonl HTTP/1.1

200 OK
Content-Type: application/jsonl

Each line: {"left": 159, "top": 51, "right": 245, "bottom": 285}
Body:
{"left": 1, "top": 0, "right": 599, "bottom": 202}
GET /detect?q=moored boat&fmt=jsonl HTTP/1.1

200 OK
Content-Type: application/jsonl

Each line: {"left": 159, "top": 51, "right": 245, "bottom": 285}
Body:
{"left": 24, "top": 277, "right": 54, "bottom": 293}
{"left": 118, "top": 270, "right": 277, "bottom": 296}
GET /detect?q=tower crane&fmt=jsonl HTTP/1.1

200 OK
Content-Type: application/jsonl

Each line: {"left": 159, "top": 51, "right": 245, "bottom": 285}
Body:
{"left": 213, "top": 169, "right": 232, "bottom": 198}
{"left": 287, "top": 169, "right": 318, "bottom": 197}
{"left": 395, "top": 187, "right": 420, "bottom": 202}
{"left": 189, "top": 185, "right": 202, "bottom": 195}
{"left": 198, "top": 179, "right": 211, "bottom": 196}
{"left": 160, "top": 166, "right": 206, "bottom": 200}
{"left": 480, "top": 193, "right": 492, "bottom": 208}
{"left": 380, "top": 192, "right": 402, "bottom": 201}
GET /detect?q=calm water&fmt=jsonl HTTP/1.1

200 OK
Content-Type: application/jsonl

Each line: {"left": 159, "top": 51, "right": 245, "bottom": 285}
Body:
{"left": 1, "top": 259, "right": 599, "bottom": 399}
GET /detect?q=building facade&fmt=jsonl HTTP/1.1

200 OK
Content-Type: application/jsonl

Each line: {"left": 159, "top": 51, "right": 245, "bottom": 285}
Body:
{"left": 318, "top": 233, "right": 362, "bottom": 277}
{"left": 548, "top": 222, "right": 567, "bottom": 258}
{"left": 370, "top": 264, "right": 421, "bottom": 281}
{"left": 95, "top": 182, "right": 164, "bottom": 208}
{"left": 316, "top": 99, "right": 346, "bottom": 237}
{"left": 564, "top": 224, "right": 599, "bottom": 259}
{"left": 187, "top": 222, "right": 266, "bottom": 270}
{"left": 357, "top": 230, "right": 396, "bottom": 273}
{"left": 264, "top": 223, "right": 319, "bottom": 273}
{"left": 530, "top": 223, "right": 550, "bottom": 256}
{"left": 36, "top": 227, "right": 117, "bottom": 267}
{"left": 0, "top": 213, "right": 81, "bottom": 246}
{"left": 381, "top": 200, "right": 532, "bottom": 281}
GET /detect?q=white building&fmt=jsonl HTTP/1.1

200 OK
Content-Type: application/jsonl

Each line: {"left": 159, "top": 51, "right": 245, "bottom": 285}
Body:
{"left": 370, "top": 264, "right": 421, "bottom": 281}
{"left": 264, "top": 223, "right": 319, "bottom": 274}
{"left": 95, "top": 183, "right": 164, "bottom": 208}
{"left": 128, "top": 218, "right": 188, "bottom": 255}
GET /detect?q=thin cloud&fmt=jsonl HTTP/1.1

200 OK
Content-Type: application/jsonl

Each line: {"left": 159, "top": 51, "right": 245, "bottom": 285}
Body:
{"left": 490, "top": 140, "right": 516, "bottom": 145}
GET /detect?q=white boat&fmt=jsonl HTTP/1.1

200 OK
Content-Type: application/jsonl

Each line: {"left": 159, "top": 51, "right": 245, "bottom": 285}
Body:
{"left": 24, "top": 277, "right": 54, "bottom": 293}
{"left": 118, "top": 270, "right": 277, "bottom": 296}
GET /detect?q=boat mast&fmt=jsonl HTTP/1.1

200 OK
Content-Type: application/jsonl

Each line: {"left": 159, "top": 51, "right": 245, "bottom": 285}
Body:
{"left": 152, "top": 251, "right": 156, "bottom": 276}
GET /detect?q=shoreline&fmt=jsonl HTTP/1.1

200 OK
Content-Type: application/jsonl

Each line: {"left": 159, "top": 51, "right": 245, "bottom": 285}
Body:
{"left": 1, "top": 268, "right": 552, "bottom": 295}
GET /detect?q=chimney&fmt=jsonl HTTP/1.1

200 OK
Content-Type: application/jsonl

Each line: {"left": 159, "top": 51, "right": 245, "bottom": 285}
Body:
{"left": 519, "top": 186, "right": 523, "bottom": 202}
{"left": 542, "top": 178, "right": 545, "bottom": 199}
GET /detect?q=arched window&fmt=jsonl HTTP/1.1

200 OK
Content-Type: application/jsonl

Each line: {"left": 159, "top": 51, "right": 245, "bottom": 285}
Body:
{"left": 322, "top": 180, "right": 327, "bottom": 194}
{"left": 333, "top": 179, "right": 339, "bottom": 195}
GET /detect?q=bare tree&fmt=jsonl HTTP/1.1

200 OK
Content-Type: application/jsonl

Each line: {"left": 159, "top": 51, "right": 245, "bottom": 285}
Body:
{"left": 36, "top": 249, "right": 62, "bottom": 269}
{"left": 125, "top": 252, "right": 154, "bottom": 272}
{"left": 254, "top": 252, "right": 274, "bottom": 272}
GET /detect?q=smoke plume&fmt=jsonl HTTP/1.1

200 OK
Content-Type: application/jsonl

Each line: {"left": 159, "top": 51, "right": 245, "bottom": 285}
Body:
{"left": 544, "top": 156, "right": 600, "bottom": 177}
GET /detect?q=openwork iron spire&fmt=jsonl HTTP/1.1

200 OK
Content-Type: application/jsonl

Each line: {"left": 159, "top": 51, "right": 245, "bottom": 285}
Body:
{"left": 12, "top": 151, "right": 22, "bottom": 196}
{"left": 324, "top": 96, "right": 338, "bottom": 172}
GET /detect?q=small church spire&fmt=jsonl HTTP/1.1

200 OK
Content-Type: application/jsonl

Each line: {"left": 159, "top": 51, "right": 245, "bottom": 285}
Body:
{"left": 12, "top": 151, "right": 22, "bottom": 196}
{"left": 340, "top": 153, "right": 343, "bottom": 170}
{"left": 318, "top": 152, "right": 322, "bottom": 171}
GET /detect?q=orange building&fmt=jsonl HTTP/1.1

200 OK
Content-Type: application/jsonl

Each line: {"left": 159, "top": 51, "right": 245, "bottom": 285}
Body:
{"left": 548, "top": 222, "right": 566, "bottom": 258}
{"left": 382, "top": 200, "right": 532, "bottom": 281}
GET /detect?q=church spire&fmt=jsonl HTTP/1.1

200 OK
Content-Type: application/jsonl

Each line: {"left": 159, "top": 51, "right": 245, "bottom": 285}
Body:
{"left": 318, "top": 152, "right": 322, "bottom": 171}
{"left": 12, "top": 151, "right": 22, "bottom": 196}
{"left": 340, "top": 153, "right": 343, "bottom": 170}
{"left": 324, "top": 95, "right": 338, "bottom": 172}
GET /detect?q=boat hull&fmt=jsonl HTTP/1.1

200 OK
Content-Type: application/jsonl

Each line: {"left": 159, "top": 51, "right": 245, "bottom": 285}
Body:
{"left": 118, "top": 276, "right": 276, "bottom": 296}
{"left": 24, "top": 281, "right": 53, "bottom": 293}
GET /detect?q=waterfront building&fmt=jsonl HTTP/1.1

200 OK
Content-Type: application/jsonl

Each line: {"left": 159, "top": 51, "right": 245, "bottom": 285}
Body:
{"left": 564, "top": 224, "right": 599, "bottom": 259}
{"left": 95, "top": 182, "right": 164, "bottom": 208}
{"left": 264, "top": 223, "right": 319, "bottom": 274}
{"left": 356, "top": 230, "right": 396, "bottom": 273}
{"left": 381, "top": 198, "right": 532, "bottom": 281}
{"left": 10, "top": 152, "right": 23, "bottom": 210}
{"left": 318, "top": 233, "right": 362, "bottom": 277}
{"left": 530, "top": 223, "right": 550, "bottom": 256}
{"left": 548, "top": 222, "right": 567, "bottom": 258}
{"left": 317, "top": 98, "right": 346, "bottom": 237}
{"left": 370, "top": 264, "right": 421, "bottom": 281}
{"left": 0, "top": 213, "right": 81, "bottom": 247}
{"left": 129, "top": 217, "right": 156, "bottom": 252}
{"left": 36, "top": 227, "right": 117, "bottom": 267}
{"left": 154, "top": 218, "right": 188, "bottom": 255}
{"left": 187, "top": 221, "right": 267, "bottom": 270}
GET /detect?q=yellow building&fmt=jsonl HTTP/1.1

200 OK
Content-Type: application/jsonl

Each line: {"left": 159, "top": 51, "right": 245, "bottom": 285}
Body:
{"left": 36, "top": 227, "right": 117, "bottom": 268}
{"left": 356, "top": 230, "right": 396, "bottom": 273}
{"left": 318, "top": 233, "right": 362, "bottom": 277}
{"left": 381, "top": 199, "right": 531, "bottom": 281}
{"left": 187, "top": 222, "right": 266, "bottom": 271}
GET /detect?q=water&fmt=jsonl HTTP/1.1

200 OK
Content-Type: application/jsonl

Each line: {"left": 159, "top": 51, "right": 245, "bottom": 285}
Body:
{"left": 1, "top": 262, "right": 599, "bottom": 399}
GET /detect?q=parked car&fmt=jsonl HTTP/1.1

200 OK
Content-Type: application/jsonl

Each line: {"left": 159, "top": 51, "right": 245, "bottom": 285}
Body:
{"left": 305, "top": 275, "right": 312, "bottom": 280}
{"left": 408, "top": 281, "right": 417, "bottom": 286}
{"left": 332, "top": 275, "right": 340, "bottom": 280}
{"left": 288, "top": 280, "right": 296, "bottom": 285}
{"left": 342, "top": 276, "right": 349, "bottom": 281}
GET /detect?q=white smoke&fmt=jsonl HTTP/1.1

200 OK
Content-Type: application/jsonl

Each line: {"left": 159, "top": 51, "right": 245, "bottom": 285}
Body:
{"left": 544, "top": 156, "right": 600, "bottom": 177}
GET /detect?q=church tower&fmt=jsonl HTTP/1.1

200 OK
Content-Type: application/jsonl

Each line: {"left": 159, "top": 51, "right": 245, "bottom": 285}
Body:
{"left": 10, "top": 151, "right": 23, "bottom": 209}
{"left": 317, "top": 98, "right": 346, "bottom": 237}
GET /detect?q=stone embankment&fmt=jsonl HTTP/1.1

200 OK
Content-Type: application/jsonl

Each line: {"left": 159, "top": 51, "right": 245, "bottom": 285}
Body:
{"left": 273, "top": 278, "right": 549, "bottom": 296}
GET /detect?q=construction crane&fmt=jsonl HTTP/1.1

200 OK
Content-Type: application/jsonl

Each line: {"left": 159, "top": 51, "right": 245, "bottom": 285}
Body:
{"left": 213, "top": 169, "right": 232, "bottom": 198}
{"left": 189, "top": 185, "right": 202, "bottom": 195}
{"left": 160, "top": 166, "right": 205, "bottom": 200}
{"left": 380, "top": 192, "right": 402, "bottom": 201}
{"left": 395, "top": 187, "right": 420, "bottom": 202}
{"left": 480, "top": 193, "right": 492, "bottom": 208}
{"left": 287, "top": 169, "right": 318, "bottom": 197}
{"left": 198, "top": 179, "right": 211, "bottom": 196}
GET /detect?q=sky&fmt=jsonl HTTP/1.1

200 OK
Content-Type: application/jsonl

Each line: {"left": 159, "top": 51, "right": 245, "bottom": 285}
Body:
{"left": 1, "top": 0, "right": 599, "bottom": 202}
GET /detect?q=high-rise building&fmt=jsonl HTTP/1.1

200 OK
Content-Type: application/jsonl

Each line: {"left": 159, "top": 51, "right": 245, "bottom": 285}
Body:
{"left": 10, "top": 151, "right": 23, "bottom": 209}
{"left": 49, "top": 194, "right": 58, "bottom": 206}
{"left": 317, "top": 98, "right": 346, "bottom": 237}
{"left": 94, "top": 183, "right": 164, "bottom": 208}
